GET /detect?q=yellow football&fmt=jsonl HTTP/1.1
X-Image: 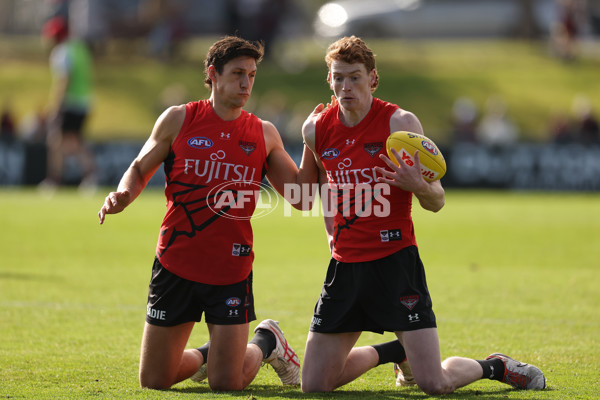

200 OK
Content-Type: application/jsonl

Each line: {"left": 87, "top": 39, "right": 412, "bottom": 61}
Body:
{"left": 386, "top": 131, "right": 446, "bottom": 182}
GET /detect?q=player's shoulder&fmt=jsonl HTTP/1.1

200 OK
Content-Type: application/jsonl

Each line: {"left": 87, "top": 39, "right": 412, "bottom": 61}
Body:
{"left": 302, "top": 113, "right": 318, "bottom": 134}
{"left": 260, "top": 119, "right": 283, "bottom": 153}
{"left": 304, "top": 102, "right": 333, "bottom": 133}
{"left": 260, "top": 119, "right": 278, "bottom": 138}
{"left": 389, "top": 108, "right": 423, "bottom": 135}
{"left": 153, "top": 104, "right": 186, "bottom": 141}
{"left": 302, "top": 108, "right": 325, "bottom": 151}
{"left": 161, "top": 104, "right": 187, "bottom": 125}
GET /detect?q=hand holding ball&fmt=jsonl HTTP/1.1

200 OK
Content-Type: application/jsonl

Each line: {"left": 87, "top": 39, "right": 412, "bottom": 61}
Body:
{"left": 385, "top": 131, "right": 446, "bottom": 182}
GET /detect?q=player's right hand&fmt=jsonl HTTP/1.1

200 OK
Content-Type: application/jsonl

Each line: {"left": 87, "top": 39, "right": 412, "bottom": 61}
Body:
{"left": 98, "top": 190, "right": 131, "bottom": 224}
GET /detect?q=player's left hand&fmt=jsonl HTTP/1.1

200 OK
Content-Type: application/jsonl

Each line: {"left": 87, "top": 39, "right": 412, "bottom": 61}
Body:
{"left": 375, "top": 149, "right": 428, "bottom": 193}
{"left": 98, "top": 190, "right": 132, "bottom": 224}
{"left": 305, "top": 96, "right": 336, "bottom": 122}
{"left": 326, "top": 95, "right": 337, "bottom": 109}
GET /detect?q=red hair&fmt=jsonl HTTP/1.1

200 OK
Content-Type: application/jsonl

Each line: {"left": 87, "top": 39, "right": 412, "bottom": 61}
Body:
{"left": 325, "top": 36, "right": 379, "bottom": 91}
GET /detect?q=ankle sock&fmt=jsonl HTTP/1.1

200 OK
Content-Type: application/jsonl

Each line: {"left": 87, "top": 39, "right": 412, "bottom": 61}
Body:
{"left": 196, "top": 342, "right": 210, "bottom": 363}
{"left": 477, "top": 358, "right": 505, "bottom": 381}
{"left": 249, "top": 328, "right": 276, "bottom": 359}
{"left": 372, "top": 340, "right": 407, "bottom": 366}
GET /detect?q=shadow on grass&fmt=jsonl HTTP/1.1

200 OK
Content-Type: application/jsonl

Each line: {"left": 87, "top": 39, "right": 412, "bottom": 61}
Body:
{"left": 167, "top": 384, "right": 533, "bottom": 399}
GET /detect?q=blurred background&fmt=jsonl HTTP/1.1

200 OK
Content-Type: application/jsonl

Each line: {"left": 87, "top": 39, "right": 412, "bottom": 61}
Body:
{"left": 1, "top": 0, "right": 599, "bottom": 190}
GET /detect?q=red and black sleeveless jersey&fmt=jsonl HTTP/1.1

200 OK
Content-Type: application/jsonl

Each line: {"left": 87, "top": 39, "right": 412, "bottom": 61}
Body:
{"left": 156, "top": 100, "right": 267, "bottom": 285}
{"left": 315, "top": 97, "right": 417, "bottom": 263}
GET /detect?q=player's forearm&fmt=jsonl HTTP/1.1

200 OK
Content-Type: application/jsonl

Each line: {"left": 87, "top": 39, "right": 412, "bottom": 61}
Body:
{"left": 290, "top": 146, "right": 321, "bottom": 210}
{"left": 285, "top": 174, "right": 317, "bottom": 211}
{"left": 296, "top": 145, "right": 318, "bottom": 186}
{"left": 414, "top": 181, "right": 445, "bottom": 213}
{"left": 116, "top": 161, "right": 156, "bottom": 207}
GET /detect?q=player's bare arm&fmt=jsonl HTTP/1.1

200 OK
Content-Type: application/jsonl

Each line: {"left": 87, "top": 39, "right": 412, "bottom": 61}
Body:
{"left": 375, "top": 109, "right": 445, "bottom": 212}
{"left": 303, "top": 103, "right": 336, "bottom": 245}
{"left": 302, "top": 97, "right": 336, "bottom": 170}
{"left": 262, "top": 120, "right": 318, "bottom": 210}
{"left": 301, "top": 105, "right": 321, "bottom": 154}
{"left": 98, "top": 105, "right": 184, "bottom": 223}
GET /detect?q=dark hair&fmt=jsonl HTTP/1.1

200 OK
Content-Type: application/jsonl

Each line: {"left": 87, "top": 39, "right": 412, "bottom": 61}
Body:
{"left": 204, "top": 36, "right": 264, "bottom": 89}
{"left": 325, "top": 36, "right": 379, "bottom": 91}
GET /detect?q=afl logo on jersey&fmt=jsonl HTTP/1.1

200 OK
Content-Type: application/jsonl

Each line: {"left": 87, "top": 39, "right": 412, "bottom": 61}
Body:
{"left": 226, "top": 297, "right": 242, "bottom": 307}
{"left": 322, "top": 148, "right": 340, "bottom": 160}
{"left": 188, "top": 137, "right": 213, "bottom": 149}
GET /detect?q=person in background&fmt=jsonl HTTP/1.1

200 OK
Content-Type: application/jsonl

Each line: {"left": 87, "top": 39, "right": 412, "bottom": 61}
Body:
{"left": 1, "top": 103, "right": 16, "bottom": 142}
{"left": 41, "top": 16, "right": 96, "bottom": 190}
{"left": 552, "top": 0, "right": 587, "bottom": 60}
{"left": 476, "top": 95, "right": 519, "bottom": 147}
{"left": 451, "top": 97, "right": 478, "bottom": 143}
{"left": 572, "top": 95, "right": 600, "bottom": 144}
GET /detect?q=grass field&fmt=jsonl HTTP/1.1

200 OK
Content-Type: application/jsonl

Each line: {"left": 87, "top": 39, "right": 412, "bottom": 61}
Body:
{"left": 1, "top": 188, "right": 599, "bottom": 399}
{"left": 2, "top": 37, "right": 600, "bottom": 144}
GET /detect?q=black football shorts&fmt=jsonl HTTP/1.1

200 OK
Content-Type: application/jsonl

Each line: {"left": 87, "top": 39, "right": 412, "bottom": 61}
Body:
{"left": 146, "top": 257, "right": 256, "bottom": 327}
{"left": 310, "top": 246, "right": 436, "bottom": 334}
{"left": 58, "top": 109, "right": 88, "bottom": 135}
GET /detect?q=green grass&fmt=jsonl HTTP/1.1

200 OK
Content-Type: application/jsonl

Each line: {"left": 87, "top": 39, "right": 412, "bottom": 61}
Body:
{"left": 1, "top": 188, "right": 599, "bottom": 399}
{"left": 1, "top": 37, "right": 600, "bottom": 144}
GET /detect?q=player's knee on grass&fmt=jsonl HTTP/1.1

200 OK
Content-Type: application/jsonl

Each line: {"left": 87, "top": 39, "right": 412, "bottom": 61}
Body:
{"left": 301, "top": 365, "right": 336, "bottom": 393}
{"left": 209, "top": 379, "right": 245, "bottom": 392}
{"left": 416, "top": 376, "right": 454, "bottom": 396}
{"left": 139, "top": 372, "right": 173, "bottom": 390}
{"left": 207, "top": 365, "right": 248, "bottom": 391}
{"left": 301, "top": 380, "right": 335, "bottom": 393}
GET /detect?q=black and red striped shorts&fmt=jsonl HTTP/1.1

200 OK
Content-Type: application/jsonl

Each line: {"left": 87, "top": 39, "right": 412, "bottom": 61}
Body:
{"left": 310, "top": 246, "right": 436, "bottom": 334}
{"left": 146, "top": 257, "right": 256, "bottom": 327}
